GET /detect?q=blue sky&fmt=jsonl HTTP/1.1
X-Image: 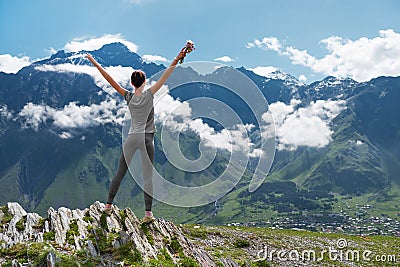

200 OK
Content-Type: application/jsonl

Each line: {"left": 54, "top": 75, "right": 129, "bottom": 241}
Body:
{"left": 1, "top": 0, "right": 400, "bottom": 83}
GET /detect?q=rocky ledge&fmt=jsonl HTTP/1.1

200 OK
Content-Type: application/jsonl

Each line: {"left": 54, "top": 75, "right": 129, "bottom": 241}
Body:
{"left": 0, "top": 202, "right": 216, "bottom": 266}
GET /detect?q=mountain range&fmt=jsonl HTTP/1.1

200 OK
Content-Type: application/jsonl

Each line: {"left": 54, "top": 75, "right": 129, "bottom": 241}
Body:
{"left": 0, "top": 42, "right": 399, "bottom": 225}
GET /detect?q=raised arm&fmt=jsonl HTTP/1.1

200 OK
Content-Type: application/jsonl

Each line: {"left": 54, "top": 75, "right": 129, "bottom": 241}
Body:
{"left": 150, "top": 48, "right": 187, "bottom": 95}
{"left": 86, "top": 54, "right": 126, "bottom": 96}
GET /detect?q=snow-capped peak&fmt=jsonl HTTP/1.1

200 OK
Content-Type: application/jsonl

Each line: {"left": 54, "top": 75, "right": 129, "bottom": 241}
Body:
{"left": 312, "top": 76, "right": 357, "bottom": 91}
{"left": 249, "top": 66, "right": 301, "bottom": 85}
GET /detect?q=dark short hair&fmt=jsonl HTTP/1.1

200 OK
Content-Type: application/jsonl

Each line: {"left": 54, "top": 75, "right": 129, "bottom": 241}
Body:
{"left": 131, "top": 70, "right": 146, "bottom": 88}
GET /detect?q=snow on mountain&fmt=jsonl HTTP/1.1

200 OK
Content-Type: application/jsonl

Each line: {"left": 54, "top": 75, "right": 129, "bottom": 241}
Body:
{"left": 311, "top": 76, "right": 358, "bottom": 92}
{"left": 249, "top": 66, "right": 302, "bottom": 85}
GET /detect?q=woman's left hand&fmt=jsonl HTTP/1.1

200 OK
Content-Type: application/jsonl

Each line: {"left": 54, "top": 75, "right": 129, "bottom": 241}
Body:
{"left": 175, "top": 47, "right": 187, "bottom": 62}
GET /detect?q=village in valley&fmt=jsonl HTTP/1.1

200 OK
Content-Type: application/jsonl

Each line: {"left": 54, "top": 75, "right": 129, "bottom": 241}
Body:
{"left": 227, "top": 203, "right": 400, "bottom": 237}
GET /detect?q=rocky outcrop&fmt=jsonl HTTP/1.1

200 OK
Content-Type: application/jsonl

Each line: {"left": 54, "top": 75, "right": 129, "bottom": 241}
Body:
{"left": 0, "top": 201, "right": 217, "bottom": 266}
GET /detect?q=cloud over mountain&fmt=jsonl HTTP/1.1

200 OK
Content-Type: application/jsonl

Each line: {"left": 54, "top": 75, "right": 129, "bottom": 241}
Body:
{"left": 18, "top": 98, "right": 126, "bottom": 133}
{"left": 247, "top": 29, "right": 400, "bottom": 82}
{"left": 142, "top": 54, "right": 169, "bottom": 63}
{"left": 264, "top": 99, "right": 346, "bottom": 150}
{"left": 0, "top": 54, "right": 31, "bottom": 74}
{"left": 214, "top": 56, "right": 235, "bottom": 63}
{"left": 63, "top": 34, "right": 139, "bottom": 54}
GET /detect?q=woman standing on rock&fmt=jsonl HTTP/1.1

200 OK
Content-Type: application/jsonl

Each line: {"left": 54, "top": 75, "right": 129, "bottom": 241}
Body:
{"left": 86, "top": 46, "right": 187, "bottom": 223}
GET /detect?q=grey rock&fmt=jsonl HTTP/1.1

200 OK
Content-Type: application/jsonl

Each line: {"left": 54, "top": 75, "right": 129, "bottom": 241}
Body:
{"left": 47, "top": 207, "right": 67, "bottom": 246}
{"left": 46, "top": 251, "right": 57, "bottom": 267}
{"left": 87, "top": 239, "right": 98, "bottom": 257}
{"left": 44, "top": 220, "right": 50, "bottom": 233}
{"left": 11, "top": 259, "right": 22, "bottom": 267}
{"left": 24, "top": 212, "right": 41, "bottom": 235}
{"left": 6, "top": 202, "right": 27, "bottom": 237}
{"left": 112, "top": 230, "right": 130, "bottom": 248}
{"left": 7, "top": 203, "right": 27, "bottom": 218}
{"left": 220, "top": 257, "right": 240, "bottom": 267}
{"left": 119, "top": 230, "right": 130, "bottom": 245}
{"left": 36, "top": 232, "right": 44, "bottom": 243}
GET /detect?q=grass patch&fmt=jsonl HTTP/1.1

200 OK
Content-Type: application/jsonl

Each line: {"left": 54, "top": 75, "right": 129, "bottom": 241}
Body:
{"left": 58, "top": 254, "right": 82, "bottom": 267}
{"left": 100, "top": 213, "right": 108, "bottom": 231}
{"left": 119, "top": 209, "right": 128, "bottom": 230}
{"left": 0, "top": 260, "right": 12, "bottom": 267}
{"left": 43, "top": 231, "right": 55, "bottom": 241}
{"left": 1, "top": 205, "right": 13, "bottom": 224}
{"left": 169, "top": 236, "right": 183, "bottom": 254}
{"left": 0, "top": 243, "right": 28, "bottom": 261}
{"left": 160, "top": 248, "right": 172, "bottom": 261}
{"left": 149, "top": 259, "right": 176, "bottom": 267}
{"left": 140, "top": 223, "right": 154, "bottom": 245}
{"left": 149, "top": 252, "right": 176, "bottom": 267}
{"left": 83, "top": 210, "right": 94, "bottom": 223}
{"left": 66, "top": 219, "right": 79, "bottom": 245}
{"left": 87, "top": 227, "right": 112, "bottom": 254}
{"left": 179, "top": 256, "right": 200, "bottom": 267}
{"left": 33, "top": 217, "right": 47, "bottom": 230}
{"left": 250, "top": 260, "right": 271, "bottom": 267}
{"left": 233, "top": 238, "right": 250, "bottom": 248}
{"left": 1, "top": 243, "right": 100, "bottom": 267}
{"left": 15, "top": 216, "right": 27, "bottom": 232}
{"left": 26, "top": 243, "right": 53, "bottom": 265}
{"left": 112, "top": 241, "right": 142, "bottom": 265}
{"left": 187, "top": 228, "right": 208, "bottom": 239}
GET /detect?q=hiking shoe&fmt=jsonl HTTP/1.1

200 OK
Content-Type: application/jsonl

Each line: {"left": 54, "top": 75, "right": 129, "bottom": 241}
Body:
{"left": 142, "top": 215, "right": 155, "bottom": 223}
{"left": 103, "top": 206, "right": 112, "bottom": 215}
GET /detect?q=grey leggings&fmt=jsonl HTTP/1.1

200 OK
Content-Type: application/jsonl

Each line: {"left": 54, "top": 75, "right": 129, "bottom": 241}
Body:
{"left": 107, "top": 133, "right": 154, "bottom": 211}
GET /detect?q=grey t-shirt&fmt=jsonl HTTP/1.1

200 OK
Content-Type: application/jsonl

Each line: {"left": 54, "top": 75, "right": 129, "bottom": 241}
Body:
{"left": 124, "top": 89, "right": 156, "bottom": 134}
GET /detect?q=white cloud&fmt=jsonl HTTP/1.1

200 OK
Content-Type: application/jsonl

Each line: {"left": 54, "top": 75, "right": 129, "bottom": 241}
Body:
{"left": 214, "top": 56, "right": 235, "bottom": 63}
{"left": 249, "top": 66, "right": 278, "bottom": 77}
{"left": 0, "top": 54, "right": 31, "bottom": 74}
{"left": 52, "top": 99, "right": 126, "bottom": 128}
{"left": 152, "top": 85, "right": 257, "bottom": 156}
{"left": 45, "top": 47, "right": 57, "bottom": 56}
{"left": 18, "top": 103, "right": 48, "bottom": 130}
{"left": 18, "top": 98, "right": 126, "bottom": 131}
{"left": 246, "top": 37, "right": 282, "bottom": 52}
{"left": 248, "top": 29, "right": 400, "bottom": 82}
{"left": 298, "top": 74, "right": 307, "bottom": 82}
{"left": 142, "top": 54, "right": 169, "bottom": 63}
{"left": 245, "top": 43, "right": 255, "bottom": 49}
{"left": 278, "top": 108, "right": 333, "bottom": 149}
{"left": 35, "top": 63, "right": 94, "bottom": 74}
{"left": 249, "top": 148, "right": 264, "bottom": 158}
{"left": 154, "top": 86, "right": 192, "bottom": 131}
{"left": 64, "top": 34, "right": 138, "bottom": 53}
{"left": 266, "top": 99, "right": 298, "bottom": 125}
{"left": 264, "top": 99, "right": 346, "bottom": 150}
